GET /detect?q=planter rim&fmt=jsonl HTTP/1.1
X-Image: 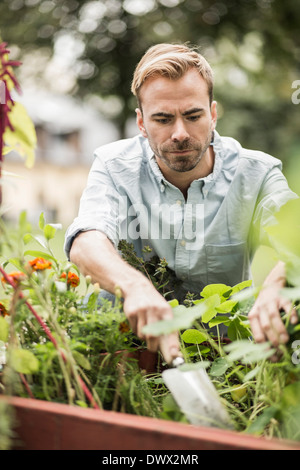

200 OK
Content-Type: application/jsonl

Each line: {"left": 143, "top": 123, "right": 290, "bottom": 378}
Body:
{"left": 2, "top": 395, "right": 300, "bottom": 450}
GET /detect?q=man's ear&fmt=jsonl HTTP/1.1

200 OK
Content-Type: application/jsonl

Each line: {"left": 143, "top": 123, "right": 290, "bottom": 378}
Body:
{"left": 210, "top": 100, "right": 218, "bottom": 131}
{"left": 135, "top": 108, "right": 147, "bottom": 138}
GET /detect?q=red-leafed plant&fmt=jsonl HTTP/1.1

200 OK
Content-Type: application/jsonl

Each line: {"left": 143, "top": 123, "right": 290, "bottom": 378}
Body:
{"left": 0, "top": 41, "right": 36, "bottom": 206}
{"left": 0, "top": 42, "right": 21, "bottom": 183}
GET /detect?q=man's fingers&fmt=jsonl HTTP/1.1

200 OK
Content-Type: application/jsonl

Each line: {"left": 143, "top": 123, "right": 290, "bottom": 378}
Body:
{"left": 146, "top": 335, "right": 160, "bottom": 353}
{"left": 291, "top": 306, "right": 299, "bottom": 324}
{"left": 125, "top": 309, "right": 138, "bottom": 336}
{"left": 249, "top": 302, "right": 290, "bottom": 347}
{"left": 124, "top": 294, "right": 179, "bottom": 363}
{"left": 260, "top": 307, "right": 288, "bottom": 345}
{"left": 249, "top": 312, "right": 266, "bottom": 344}
{"left": 281, "top": 302, "right": 299, "bottom": 325}
{"left": 159, "top": 333, "right": 181, "bottom": 365}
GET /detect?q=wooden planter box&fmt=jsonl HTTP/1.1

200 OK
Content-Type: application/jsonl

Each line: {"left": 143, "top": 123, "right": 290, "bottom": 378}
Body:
{"left": 2, "top": 395, "right": 300, "bottom": 451}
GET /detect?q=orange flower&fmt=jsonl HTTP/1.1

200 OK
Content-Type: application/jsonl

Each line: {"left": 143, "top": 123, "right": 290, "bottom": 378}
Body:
{"left": 28, "top": 257, "right": 52, "bottom": 271}
{"left": 119, "top": 320, "right": 130, "bottom": 333}
{"left": 60, "top": 271, "right": 80, "bottom": 288}
{"left": 1, "top": 271, "right": 25, "bottom": 285}
{"left": 0, "top": 302, "right": 9, "bottom": 317}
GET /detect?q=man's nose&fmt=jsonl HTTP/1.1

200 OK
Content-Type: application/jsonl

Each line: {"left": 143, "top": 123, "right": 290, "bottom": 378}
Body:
{"left": 171, "top": 119, "right": 190, "bottom": 142}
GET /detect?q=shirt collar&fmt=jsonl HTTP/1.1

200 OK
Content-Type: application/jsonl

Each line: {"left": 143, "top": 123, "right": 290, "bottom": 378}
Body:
{"left": 204, "top": 130, "right": 224, "bottom": 183}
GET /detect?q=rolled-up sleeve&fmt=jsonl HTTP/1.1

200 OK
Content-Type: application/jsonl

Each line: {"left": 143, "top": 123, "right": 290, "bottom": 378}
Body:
{"left": 64, "top": 152, "right": 121, "bottom": 258}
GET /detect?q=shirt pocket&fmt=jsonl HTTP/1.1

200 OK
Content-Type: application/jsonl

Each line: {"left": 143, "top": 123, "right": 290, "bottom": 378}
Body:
{"left": 205, "top": 242, "right": 250, "bottom": 287}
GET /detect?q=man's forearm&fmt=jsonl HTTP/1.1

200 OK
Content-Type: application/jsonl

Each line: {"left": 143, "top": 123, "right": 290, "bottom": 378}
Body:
{"left": 69, "top": 230, "right": 149, "bottom": 297}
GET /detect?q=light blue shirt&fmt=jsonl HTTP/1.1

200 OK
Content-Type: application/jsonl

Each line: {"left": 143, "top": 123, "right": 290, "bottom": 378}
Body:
{"left": 65, "top": 131, "right": 297, "bottom": 296}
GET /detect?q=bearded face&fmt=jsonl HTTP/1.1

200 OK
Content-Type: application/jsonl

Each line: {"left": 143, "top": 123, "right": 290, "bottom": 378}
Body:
{"left": 136, "top": 68, "right": 217, "bottom": 178}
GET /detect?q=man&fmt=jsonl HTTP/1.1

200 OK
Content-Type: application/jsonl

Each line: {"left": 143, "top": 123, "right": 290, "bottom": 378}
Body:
{"left": 65, "top": 43, "right": 298, "bottom": 364}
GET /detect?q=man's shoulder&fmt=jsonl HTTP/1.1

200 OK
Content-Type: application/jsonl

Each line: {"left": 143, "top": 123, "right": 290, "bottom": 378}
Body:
{"left": 219, "top": 133, "right": 283, "bottom": 171}
{"left": 239, "top": 147, "right": 282, "bottom": 169}
{"left": 93, "top": 134, "right": 148, "bottom": 164}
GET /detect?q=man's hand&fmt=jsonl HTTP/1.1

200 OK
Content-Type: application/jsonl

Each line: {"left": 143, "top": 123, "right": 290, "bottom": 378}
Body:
{"left": 248, "top": 285, "right": 298, "bottom": 347}
{"left": 122, "top": 281, "right": 181, "bottom": 365}
{"left": 248, "top": 261, "right": 298, "bottom": 348}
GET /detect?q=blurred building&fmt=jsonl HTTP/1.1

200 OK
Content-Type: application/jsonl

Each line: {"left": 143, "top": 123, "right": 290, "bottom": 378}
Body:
{"left": 2, "top": 89, "right": 120, "bottom": 227}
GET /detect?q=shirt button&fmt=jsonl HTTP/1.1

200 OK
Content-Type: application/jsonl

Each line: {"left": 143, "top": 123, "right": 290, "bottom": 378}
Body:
{"left": 176, "top": 199, "right": 182, "bottom": 205}
{"left": 180, "top": 239, "right": 186, "bottom": 247}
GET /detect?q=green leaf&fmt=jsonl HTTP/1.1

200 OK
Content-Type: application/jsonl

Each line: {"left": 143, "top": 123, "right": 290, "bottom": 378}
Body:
{"left": 264, "top": 199, "right": 300, "bottom": 260}
{"left": 230, "top": 279, "right": 253, "bottom": 296}
{"left": 9, "top": 348, "right": 39, "bottom": 374}
{"left": 86, "top": 292, "right": 98, "bottom": 312}
{"left": 23, "top": 233, "right": 33, "bottom": 245}
{"left": 210, "top": 357, "right": 230, "bottom": 377}
{"left": 39, "top": 212, "right": 45, "bottom": 230}
{"left": 200, "top": 283, "right": 232, "bottom": 299}
{"left": 22, "top": 233, "right": 48, "bottom": 250}
{"left": 224, "top": 340, "right": 275, "bottom": 364}
{"left": 72, "top": 351, "right": 91, "bottom": 370}
{"left": 23, "top": 250, "right": 57, "bottom": 263}
{"left": 178, "top": 361, "right": 210, "bottom": 372}
{"left": 201, "top": 306, "right": 218, "bottom": 323}
{"left": 0, "top": 317, "right": 9, "bottom": 342}
{"left": 281, "top": 382, "right": 300, "bottom": 409}
{"left": 76, "top": 400, "right": 88, "bottom": 408}
{"left": 201, "top": 293, "right": 221, "bottom": 323}
{"left": 18, "top": 210, "right": 32, "bottom": 234}
{"left": 280, "top": 287, "right": 300, "bottom": 301}
{"left": 3, "top": 101, "right": 37, "bottom": 168}
{"left": 243, "top": 365, "right": 261, "bottom": 383}
{"left": 184, "top": 344, "right": 210, "bottom": 356}
{"left": 285, "top": 259, "right": 300, "bottom": 287}
{"left": 232, "top": 286, "right": 260, "bottom": 303}
{"left": 181, "top": 329, "right": 207, "bottom": 344}
{"left": 208, "top": 316, "right": 231, "bottom": 328}
{"left": 44, "top": 224, "right": 56, "bottom": 241}
{"left": 143, "top": 295, "right": 221, "bottom": 336}
{"left": 247, "top": 406, "right": 278, "bottom": 435}
{"left": 227, "top": 318, "right": 251, "bottom": 341}
{"left": 7, "top": 257, "right": 24, "bottom": 271}
{"left": 216, "top": 299, "right": 238, "bottom": 313}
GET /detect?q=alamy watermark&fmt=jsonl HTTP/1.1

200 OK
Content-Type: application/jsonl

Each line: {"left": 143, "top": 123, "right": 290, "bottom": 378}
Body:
{"left": 291, "top": 80, "right": 300, "bottom": 104}
{"left": 291, "top": 340, "right": 300, "bottom": 365}
{"left": 117, "top": 197, "right": 205, "bottom": 251}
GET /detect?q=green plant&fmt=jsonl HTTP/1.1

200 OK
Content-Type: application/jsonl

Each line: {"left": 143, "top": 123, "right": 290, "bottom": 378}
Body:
{"left": 0, "top": 213, "right": 163, "bottom": 422}
{"left": 2, "top": 210, "right": 300, "bottom": 446}
{"left": 118, "top": 240, "right": 182, "bottom": 300}
{"left": 138, "top": 241, "right": 300, "bottom": 441}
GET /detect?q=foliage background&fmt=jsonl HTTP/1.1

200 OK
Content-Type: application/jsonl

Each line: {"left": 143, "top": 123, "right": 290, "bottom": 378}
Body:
{"left": 0, "top": 0, "right": 299, "bottom": 167}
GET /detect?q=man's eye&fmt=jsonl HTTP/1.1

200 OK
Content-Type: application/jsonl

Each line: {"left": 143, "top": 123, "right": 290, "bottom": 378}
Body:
{"left": 155, "top": 118, "right": 170, "bottom": 124}
{"left": 187, "top": 115, "right": 201, "bottom": 121}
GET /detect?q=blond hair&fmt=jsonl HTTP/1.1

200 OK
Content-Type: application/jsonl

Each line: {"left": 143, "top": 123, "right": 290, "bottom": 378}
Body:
{"left": 131, "top": 43, "right": 214, "bottom": 107}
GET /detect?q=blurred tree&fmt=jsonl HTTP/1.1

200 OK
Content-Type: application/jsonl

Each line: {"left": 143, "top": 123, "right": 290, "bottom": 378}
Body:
{"left": 0, "top": 0, "right": 299, "bottom": 163}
